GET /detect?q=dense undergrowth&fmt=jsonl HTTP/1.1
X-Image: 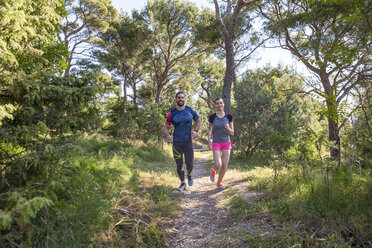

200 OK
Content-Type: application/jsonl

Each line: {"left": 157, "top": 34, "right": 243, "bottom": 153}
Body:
{"left": 0, "top": 135, "right": 178, "bottom": 247}
{"left": 225, "top": 158, "right": 372, "bottom": 247}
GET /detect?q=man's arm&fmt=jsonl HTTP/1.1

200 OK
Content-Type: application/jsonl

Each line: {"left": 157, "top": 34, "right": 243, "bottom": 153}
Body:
{"left": 192, "top": 118, "right": 201, "bottom": 138}
{"left": 163, "top": 124, "right": 173, "bottom": 143}
{"left": 194, "top": 118, "right": 201, "bottom": 131}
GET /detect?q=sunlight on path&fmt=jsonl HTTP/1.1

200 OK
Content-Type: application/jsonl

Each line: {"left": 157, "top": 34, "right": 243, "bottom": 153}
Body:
{"left": 165, "top": 151, "right": 275, "bottom": 247}
{"left": 166, "top": 151, "right": 233, "bottom": 247}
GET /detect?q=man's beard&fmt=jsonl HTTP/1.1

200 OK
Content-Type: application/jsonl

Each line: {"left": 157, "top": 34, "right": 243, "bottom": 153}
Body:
{"left": 177, "top": 101, "right": 184, "bottom": 106}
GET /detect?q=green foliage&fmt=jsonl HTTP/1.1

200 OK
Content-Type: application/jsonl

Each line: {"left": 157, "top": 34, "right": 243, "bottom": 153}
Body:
{"left": 104, "top": 98, "right": 144, "bottom": 139}
{"left": 105, "top": 96, "right": 172, "bottom": 143}
{"left": 193, "top": 7, "right": 221, "bottom": 52}
{"left": 145, "top": 103, "right": 171, "bottom": 143}
{"left": 262, "top": 0, "right": 371, "bottom": 159}
{"left": 233, "top": 67, "right": 305, "bottom": 157}
{"left": 136, "top": 0, "right": 204, "bottom": 121}
{"left": 60, "top": 0, "right": 118, "bottom": 73}
{"left": 229, "top": 194, "right": 257, "bottom": 220}
{"left": 0, "top": 135, "right": 176, "bottom": 247}
{"left": 236, "top": 162, "right": 372, "bottom": 247}
{"left": 136, "top": 146, "right": 169, "bottom": 163}
{"left": 149, "top": 184, "right": 170, "bottom": 203}
{"left": 0, "top": 71, "right": 104, "bottom": 179}
{"left": 128, "top": 169, "right": 141, "bottom": 193}
{"left": 93, "top": 11, "right": 152, "bottom": 127}
{"left": 142, "top": 222, "right": 166, "bottom": 247}
{"left": 0, "top": 0, "right": 69, "bottom": 134}
{"left": 148, "top": 184, "right": 179, "bottom": 218}
{"left": 0, "top": 0, "right": 63, "bottom": 69}
{"left": 225, "top": 155, "right": 372, "bottom": 247}
{"left": 304, "top": 0, "right": 371, "bottom": 42}
{"left": 345, "top": 81, "right": 372, "bottom": 168}
{"left": 196, "top": 56, "right": 225, "bottom": 109}
{"left": 0, "top": 194, "right": 53, "bottom": 230}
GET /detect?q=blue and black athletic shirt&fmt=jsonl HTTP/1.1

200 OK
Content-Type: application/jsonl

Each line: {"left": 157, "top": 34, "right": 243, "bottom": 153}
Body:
{"left": 165, "top": 106, "right": 199, "bottom": 142}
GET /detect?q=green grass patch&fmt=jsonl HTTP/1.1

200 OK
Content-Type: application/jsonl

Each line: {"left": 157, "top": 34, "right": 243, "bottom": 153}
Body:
{"left": 218, "top": 225, "right": 352, "bottom": 248}
{"left": 148, "top": 184, "right": 180, "bottom": 218}
{"left": 231, "top": 155, "right": 271, "bottom": 171}
{"left": 224, "top": 158, "right": 372, "bottom": 247}
{"left": 1, "top": 135, "right": 178, "bottom": 247}
{"left": 230, "top": 195, "right": 257, "bottom": 220}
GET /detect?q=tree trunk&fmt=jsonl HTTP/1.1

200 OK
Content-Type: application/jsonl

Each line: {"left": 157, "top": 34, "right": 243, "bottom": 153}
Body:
{"left": 320, "top": 71, "right": 340, "bottom": 160}
{"left": 325, "top": 93, "right": 340, "bottom": 160}
{"left": 123, "top": 82, "right": 127, "bottom": 121}
{"left": 155, "top": 83, "right": 162, "bottom": 103}
{"left": 223, "top": 40, "right": 235, "bottom": 114}
{"left": 133, "top": 83, "right": 137, "bottom": 106}
{"left": 147, "top": 116, "right": 154, "bottom": 134}
{"left": 130, "top": 75, "right": 138, "bottom": 106}
{"left": 328, "top": 116, "right": 340, "bottom": 159}
{"left": 64, "top": 55, "right": 72, "bottom": 75}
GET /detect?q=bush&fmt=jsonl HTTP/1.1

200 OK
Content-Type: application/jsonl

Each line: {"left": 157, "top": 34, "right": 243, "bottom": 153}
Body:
{"left": 0, "top": 137, "right": 134, "bottom": 247}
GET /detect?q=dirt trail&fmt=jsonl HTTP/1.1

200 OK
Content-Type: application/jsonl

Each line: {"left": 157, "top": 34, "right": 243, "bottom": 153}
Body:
{"left": 165, "top": 151, "right": 270, "bottom": 247}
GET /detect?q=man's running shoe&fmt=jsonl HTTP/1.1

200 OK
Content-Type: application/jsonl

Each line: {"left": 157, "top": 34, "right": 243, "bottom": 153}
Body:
{"left": 177, "top": 183, "right": 186, "bottom": 191}
{"left": 210, "top": 169, "right": 216, "bottom": 182}
{"left": 217, "top": 182, "right": 225, "bottom": 189}
{"left": 187, "top": 175, "right": 194, "bottom": 186}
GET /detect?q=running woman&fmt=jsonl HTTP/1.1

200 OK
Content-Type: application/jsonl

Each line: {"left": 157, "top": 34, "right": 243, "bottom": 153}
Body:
{"left": 163, "top": 91, "right": 201, "bottom": 191}
{"left": 208, "top": 98, "right": 234, "bottom": 189}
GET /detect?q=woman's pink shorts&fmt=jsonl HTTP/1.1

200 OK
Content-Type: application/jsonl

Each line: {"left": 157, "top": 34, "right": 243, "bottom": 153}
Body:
{"left": 212, "top": 141, "right": 232, "bottom": 151}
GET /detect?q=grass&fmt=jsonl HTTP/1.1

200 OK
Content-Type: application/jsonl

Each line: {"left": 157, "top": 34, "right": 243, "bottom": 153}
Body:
{"left": 0, "top": 134, "right": 180, "bottom": 247}
{"left": 86, "top": 137, "right": 180, "bottom": 247}
{"left": 221, "top": 157, "right": 372, "bottom": 247}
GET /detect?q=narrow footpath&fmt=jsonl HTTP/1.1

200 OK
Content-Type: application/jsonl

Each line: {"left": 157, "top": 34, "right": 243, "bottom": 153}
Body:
{"left": 165, "top": 151, "right": 274, "bottom": 247}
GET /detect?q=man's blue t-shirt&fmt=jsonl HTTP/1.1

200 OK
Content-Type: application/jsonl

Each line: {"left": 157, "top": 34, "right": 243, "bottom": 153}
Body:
{"left": 165, "top": 106, "right": 199, "bottom": 142}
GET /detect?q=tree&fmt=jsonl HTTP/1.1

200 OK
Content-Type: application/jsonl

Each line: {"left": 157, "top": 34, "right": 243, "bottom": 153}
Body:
{"left": 233, "top": 67, "right": 302, "bottom": 157}
{"left": 0, "top": 0, "right": 69, "bottom": 144}
{"left": 351, "top": 74, "right": 372, "bottom": 167}
{"left": 0, "top": 0, "right": 66, "bottom": 90}
{"left": 212, "top": 0, "right": 262, "bottom": 114}
{"left": 58, "top": 0, "right": 118, "bottom": 74}
{"left": 260, "top": 0, "right": 371, "bottom": 159}
{"left": 309, "top": 0, "right": 372, "bottom": 32}
{"left": 0, "top": 1, "right": 110, "bottom": 243}
{"left": 95, "top": 13, "right": 152, "bottom": 121}
{"left": 140, "top": 0, "right": 201, "bottom": 132}
{"left": 196, "top": 56, "right": 225, "bottom": 109}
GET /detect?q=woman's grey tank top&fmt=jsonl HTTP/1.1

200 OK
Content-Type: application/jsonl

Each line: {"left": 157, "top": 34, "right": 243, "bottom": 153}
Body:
{"left": 209, "top": 113, "right": 233, "bottom": 143}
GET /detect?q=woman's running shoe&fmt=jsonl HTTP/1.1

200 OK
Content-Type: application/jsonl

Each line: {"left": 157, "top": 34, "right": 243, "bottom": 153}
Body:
{"left": 217, "top": 182, "right": 225, "bottom": 189}
{"left": 210, "top": 169, "right": 215, "bottom": 182}
{"left": 177, "top": 183, "right": 186, "bottom": 191}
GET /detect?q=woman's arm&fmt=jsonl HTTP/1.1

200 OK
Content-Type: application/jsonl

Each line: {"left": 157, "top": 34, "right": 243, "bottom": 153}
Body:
{"left": 224, "top": 121, "right": 234, "bottom": 136}
{"left": 208, "top": 122, "right": 213, "bottom": 140}
{"left": 208, "top": 122, "right": 213, "bottom": 149}
{"left": 229, "top": 121, "right": 234, "bottom": 136}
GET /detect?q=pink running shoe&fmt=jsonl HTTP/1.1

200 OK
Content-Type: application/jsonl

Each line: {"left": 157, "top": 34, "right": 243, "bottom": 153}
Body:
{"left": 210, "top": 169, "right": 215, "bottom": 182}
{"left": 217, "top": 182, "right": 225, "bottom": 189}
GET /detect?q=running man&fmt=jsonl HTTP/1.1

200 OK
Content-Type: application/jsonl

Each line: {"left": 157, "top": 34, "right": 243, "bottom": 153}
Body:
{"left": 163, "top": 91, "right": 201, "bottom": 191}
{"left": 208, "top": 98, "right": 234, "bottom": 189}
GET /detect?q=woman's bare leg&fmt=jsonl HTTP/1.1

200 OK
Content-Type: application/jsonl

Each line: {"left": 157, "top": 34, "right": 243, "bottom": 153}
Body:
{"left": 217, "top": 149, "right": 231, "bottom": 183}
{"left": 212, "top": 150, "right": 222, "bottom": 171}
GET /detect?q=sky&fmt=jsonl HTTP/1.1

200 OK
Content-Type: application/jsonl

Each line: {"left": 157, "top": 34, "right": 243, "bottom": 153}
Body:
{"left": 111, "top": 0, "right": 214, "bottom": 13}
{"left": 110, "top": 0, "right": 308, "bottom": 75}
